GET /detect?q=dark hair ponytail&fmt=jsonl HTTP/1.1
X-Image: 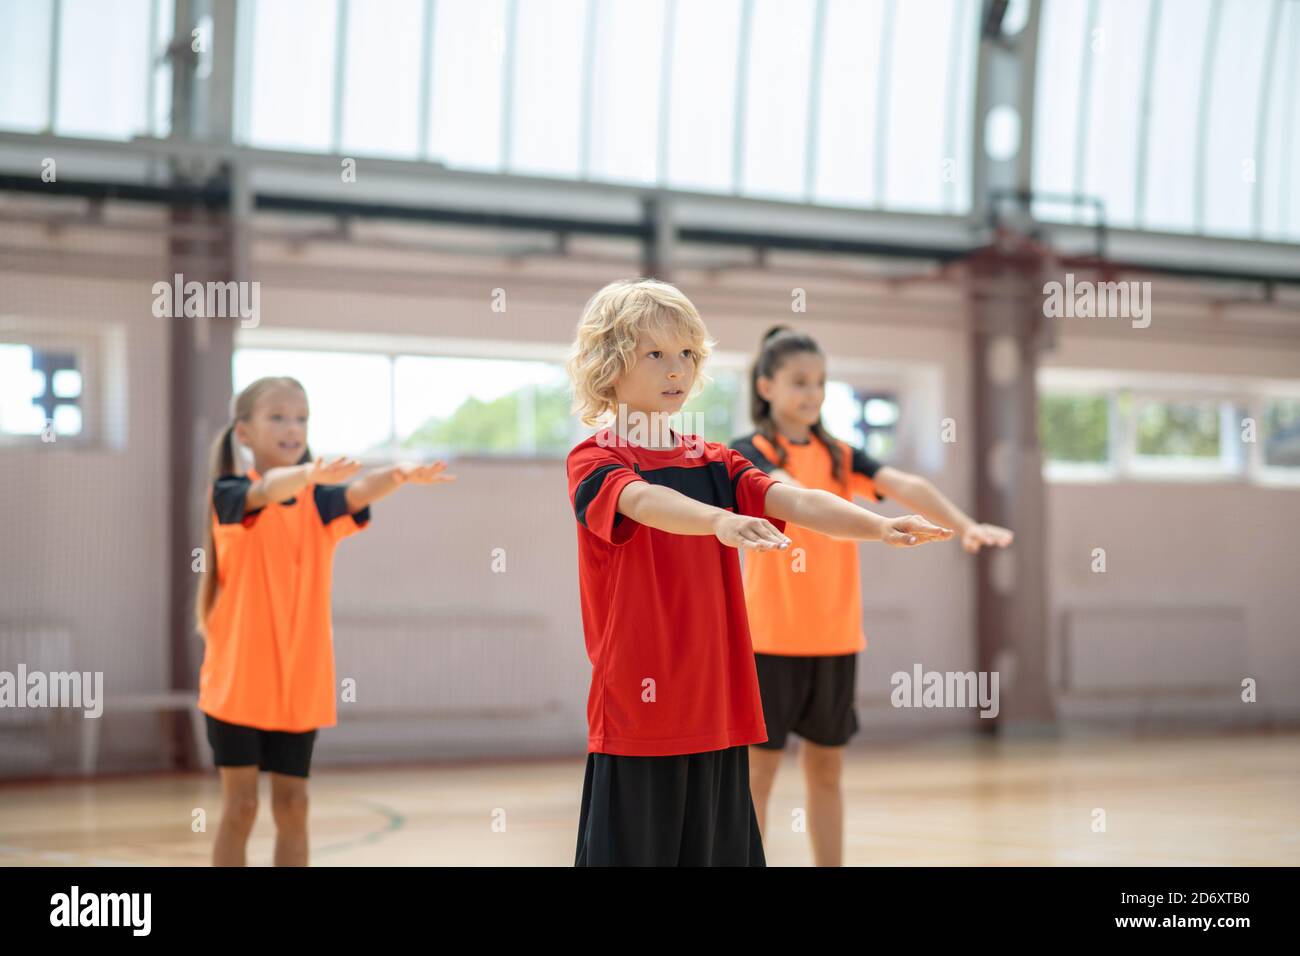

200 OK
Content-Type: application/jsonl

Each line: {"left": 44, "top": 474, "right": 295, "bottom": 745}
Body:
{"left": 195, "top": 424, "right": 236, "bottom": 636}
{"left": 749, "top": 325, "right": 845, "bottom": 484}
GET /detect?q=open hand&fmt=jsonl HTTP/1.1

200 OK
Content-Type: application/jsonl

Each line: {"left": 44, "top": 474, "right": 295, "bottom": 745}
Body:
{"left": 714, "top": 514, "right": 791, "bottom": 552}
{"left": 960, "top": 523, "right": 1013, "bottom": 553}
{"left": 393, "top": 461, "right": 457, "bottom": 486}
{"left": 883, "top": 515, "right": 954, "bottom": 548}
{"left": 309, "top": 456, "right": 363, "bottom": 485}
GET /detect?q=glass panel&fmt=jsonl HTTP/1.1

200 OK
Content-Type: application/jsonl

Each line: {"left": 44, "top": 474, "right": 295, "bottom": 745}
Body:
{"left": 740, "top": 0, "right": 816, "bottom": 200}
{"left": 52, "top": 368, "right": 82, "bottom": 398}
{"left": 510, "top": 0, "right": 586, "bottom": 177}
{"left": 664, "top": 0, "right": 742, "bottom": 193}
{"left": 1039, "top": 393, "right": 1109, "bottom": 464}
{"left": 340, "top": 0, "right": 424, "bottom": 159}
{"left": 232, "top": 349, "right": 393, "bottom": 458}
{"left": 1257, "top": 0, "right": 1299, "bottom": 240}
{"left": 428, "top": 0, "right": 508, "bottom": 171}
{"left": 1079, "top": 0, "right": 1152, "bottom": 227}
{"left": 587, "top": 0, "right": 665, "bottom": 184}
{"left": 245, "top": 0, "right": 338, "bottom": 151}
{"left": 813, "top": 0, "right": 886, "bottom": 207}
{"left": 0, "top": 0, "right": 53, "bottom": 132}
{"left": 56, "top": 0, "right": 151, "bottom": 139}
{"left": 884, "top": 0, "right": 957, "bottom": 212}
{"left": 1031, "top": 0, "right": 1089, "bottom": 221}
{"left": 395, "top": 356, "right": 570, "bottom": 455}
{"left": 1134, "top": 399, "right": 1220, "bottom": 459}
{"left": 0, "top": 344, "right": 48, "bottom": 435}
{"left": 1202, "top": 0, "right": 1271, "bottom": 236}
{"left": 52, "top": 404, "right": 82, "bottom": 435}
{"left": 150, "top": 0, "right": 174, "bottom": 136}
{"left": 1262, "top": 398, "right": 1300, "bottom": 468}
{"left": 946, "top": 0, "right": 979, "bottom": 214}
{"left": 1142, "top": 0, "right": 1213, "bottom": 231}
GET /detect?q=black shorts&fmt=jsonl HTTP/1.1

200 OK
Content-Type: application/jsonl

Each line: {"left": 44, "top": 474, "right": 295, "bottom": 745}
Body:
{"left": 575, "top": 745, "right": 765, "bottom": 867}
{"left": 753, "top": 652, "right": 859, "bottom": 750}
{"left": 204, "top": 714, "right": 318, "bottom": 778}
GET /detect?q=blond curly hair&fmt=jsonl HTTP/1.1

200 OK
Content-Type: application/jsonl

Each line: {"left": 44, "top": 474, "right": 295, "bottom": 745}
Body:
{"left": 567, "top": 278, "right": 715, "bottom": 427}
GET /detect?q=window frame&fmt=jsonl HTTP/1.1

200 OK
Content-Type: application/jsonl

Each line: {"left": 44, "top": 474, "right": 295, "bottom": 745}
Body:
{"left": 1038, "top": 369, "right": 1300, "bottom": 487}
{"left": 0, "top": 325, "right": 105, "bottom": 450}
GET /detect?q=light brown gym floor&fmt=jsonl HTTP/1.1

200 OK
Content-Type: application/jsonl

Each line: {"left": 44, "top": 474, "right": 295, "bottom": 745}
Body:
{"left": 1, "top": 732, "right": 1296, "bottom": 866}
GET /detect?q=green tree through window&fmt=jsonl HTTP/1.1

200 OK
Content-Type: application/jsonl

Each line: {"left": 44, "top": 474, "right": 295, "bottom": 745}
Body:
{"left": 1039, "top": 393, "right": 1109, "bottom": 463}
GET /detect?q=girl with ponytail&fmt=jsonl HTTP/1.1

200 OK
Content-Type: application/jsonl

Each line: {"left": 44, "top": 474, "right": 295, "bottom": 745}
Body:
{"left": 196, "top": 376, "right": 454, "bottom": 866}
{"left": 732, "top": 327, "right": 1013, "bottom": 867}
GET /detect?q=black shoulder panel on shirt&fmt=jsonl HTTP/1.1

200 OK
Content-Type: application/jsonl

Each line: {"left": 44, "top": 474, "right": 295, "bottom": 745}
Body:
{"left": 637, "top": 461, "right": 736, "bottom": 510}
{"left": 212, "top": 475, "right": 253, "bottom": 525}
{"left": 314, "top": 484, "right": 354, "bottom": 525}
{"left": 850, "top": 447, "right": 886, "bottom": 500}
{"left": 851, "top": 446, "right": 883, "bottom": 478}
{"left": 730, "top": 434, "right": 777, "bottom": 474}
{"left": 574, "top": 463, "right": 626, "bottom": 530}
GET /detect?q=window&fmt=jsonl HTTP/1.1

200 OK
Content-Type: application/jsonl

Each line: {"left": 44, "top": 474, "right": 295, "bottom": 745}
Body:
{"left": 821, "top": 383, "right": 900, "bottom": 461}
{"left": 0, "top": 0, "right": 171, "bottom": 140}
{"left": 236, "top": 348, "right": 583, "bottom": 459}
{"left": 232, "top": 343, "right": 918, "bottom": 463}
{"left": 394, "top": 356, "right": 573, "bottom": 457}
{"left": 1131, "top": 397, "right": 1225, "bottom": 468}
{"left": 1039, "top": 392, "right": 1110, "bottom": 465}
{"left": 1032, "top": 0, "right": 1300, "bottom": 240}
{"left": 1262, "top": 399, "right": 1300, "bottom": 469}
{"left": 1039, "top": 372, "right": 1300, "bottom": 484}
{"left": 221, "top": 0, "right": 979, "bottom": 213}
{"left": 0, "top": 344, "right": 84, "bottom": 441}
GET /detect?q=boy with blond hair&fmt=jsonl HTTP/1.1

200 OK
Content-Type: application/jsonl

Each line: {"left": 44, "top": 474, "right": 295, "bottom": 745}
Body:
{"left": 565, "top": 278, "right": 952, "bottom": 866}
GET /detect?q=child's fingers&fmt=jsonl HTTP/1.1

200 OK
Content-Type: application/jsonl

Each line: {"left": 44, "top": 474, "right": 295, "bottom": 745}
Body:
{"left": 899, "top": 516, "right": 953, "bottom": 540}
{"left": 736, "top": 526, "right": 784, "bottom": 550}
{"left": 748, "top": 520, "right": 790, "bottom": 549}
{"left": 885, "top": 528, "right": 918, "bottom": 547}
{"left": 408, "top": 465, "right": 457, "bottom": 483}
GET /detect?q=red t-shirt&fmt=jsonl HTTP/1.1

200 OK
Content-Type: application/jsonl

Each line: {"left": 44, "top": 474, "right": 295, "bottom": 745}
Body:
{"left": 566, "top": 428, "right": 786, "bottom": 757}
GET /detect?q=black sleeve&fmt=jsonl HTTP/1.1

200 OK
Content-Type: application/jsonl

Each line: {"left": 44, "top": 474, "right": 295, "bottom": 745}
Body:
{"left": 212, "top": 475, "right": 255, "bottom": 524}
{"left": 851, "top": 447, "right": 886, "bottom": 501}
{"left": 314, "top": 483, "right": 371, "bottom": 526}
{"left": 730, "top": 434, "right": 777, "bottom": 475}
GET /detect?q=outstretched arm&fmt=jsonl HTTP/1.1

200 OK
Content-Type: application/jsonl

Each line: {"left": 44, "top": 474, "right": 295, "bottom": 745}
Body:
{"left": 871, "top": 466, "right": 1012, "bottom": 553}
{"left": 344, "top": 461, "right": 455, "bottom": 512}
{"left": 247, "top": 457, "right": 362, "bottom": 511}
{"left": 765, "top": 482, "right": 953, "bottom": 547}
{"left": 616, "top": 481, "right": 791, "bottom": 551}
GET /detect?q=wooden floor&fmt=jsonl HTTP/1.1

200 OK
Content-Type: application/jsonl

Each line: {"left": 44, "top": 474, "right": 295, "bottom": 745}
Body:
{"left": 1, "top": 731, "right": 1296, "bottom": 866}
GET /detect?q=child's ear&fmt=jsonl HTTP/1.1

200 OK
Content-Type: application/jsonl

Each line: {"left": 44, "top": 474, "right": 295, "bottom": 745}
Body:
{"left": 232, "top": 421, "right": 250, "bottom": 450}
{"left": 756, "top": 375, "right": 774, "bottom": 402}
